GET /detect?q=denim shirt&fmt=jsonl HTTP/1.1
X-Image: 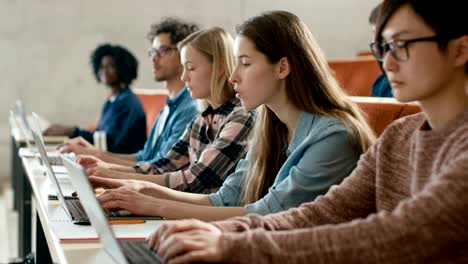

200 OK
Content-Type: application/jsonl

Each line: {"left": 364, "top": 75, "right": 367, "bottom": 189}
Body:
{"left": 371, "top": 73, "right": 393, "bottom": 97}
{"left": 133, "top": 87, "right": 199, "bottom": 164}
{"left": 208, "top": 111, "right": 360, "bottom": 215}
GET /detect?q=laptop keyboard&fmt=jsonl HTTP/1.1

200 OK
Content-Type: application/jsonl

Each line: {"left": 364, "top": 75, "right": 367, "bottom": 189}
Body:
{"left": 48, "top": 155, "right": 63, "bottom": 166}
{"left": 65, "top": 199, "right": 88, "bottom": 222}
{"left": 120, "top": 240, "right": 165, "bottom": 264}
{"left": 66, "top": 199, "right": 122, "bottom": 222}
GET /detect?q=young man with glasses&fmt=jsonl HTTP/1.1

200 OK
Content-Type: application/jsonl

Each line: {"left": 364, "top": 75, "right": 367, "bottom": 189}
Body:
{"left": 147, "top": 1, "right": 468, "bottom": 263}
{"left": 61, "top": 18, "right": 200, "bottom": 169}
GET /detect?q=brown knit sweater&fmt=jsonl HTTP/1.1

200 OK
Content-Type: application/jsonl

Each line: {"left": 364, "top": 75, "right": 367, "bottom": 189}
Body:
{"left": 213, "top": 109, "right": 468, "bottom": 263}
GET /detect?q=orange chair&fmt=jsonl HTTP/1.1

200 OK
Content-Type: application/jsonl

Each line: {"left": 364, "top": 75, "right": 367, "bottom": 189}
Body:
{"left": 351, "top": 97, "right": 421, "bottom": 136}
{"left": 87, "top": 89, "right": 167, "bottom": 136}
{"left": 328, "top": 58, "right": 382, "bottom": 96}
{"left": 134, "top": 89, "right": 167, "bottom": 136}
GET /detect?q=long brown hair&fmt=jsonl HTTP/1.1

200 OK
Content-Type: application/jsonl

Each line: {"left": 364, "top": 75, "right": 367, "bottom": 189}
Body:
{"left": 178, "top": 27, "right": 236, "bottom": 105}
{"left": 239, "top": 11, "right": 376, "bottom": 204}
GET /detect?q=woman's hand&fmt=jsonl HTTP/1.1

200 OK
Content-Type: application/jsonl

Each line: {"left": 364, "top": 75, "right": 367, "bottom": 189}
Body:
{"left": 58, "top": 137, "right": 97, "bottom": 155}
{"left": 88, "top": 176, "right": 149, "bottom": 193}
{"left": 148, "top": 220, "right": 224, "bottom": 263}
{"left": 97, "top": 188, "right": 163, "bottom": 216}
{"left": 76, "top": 155, "right": 108, "bottom": 169}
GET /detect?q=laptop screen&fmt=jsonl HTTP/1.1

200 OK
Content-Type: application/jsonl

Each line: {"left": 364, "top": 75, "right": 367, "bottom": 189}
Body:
{"left": 61, "top": 155, "right": 128, "bottom": 264}
{"left": 30, "top": 112, "right": 74, "bottom": 219}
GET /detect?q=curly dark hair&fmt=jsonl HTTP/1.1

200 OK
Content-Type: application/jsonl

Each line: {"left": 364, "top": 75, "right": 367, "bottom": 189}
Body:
{"left": 147, "top": 18, "right": 199, "bottom": 45}
{"left": 90, "top": 44, "right": 138, "bottom": 86}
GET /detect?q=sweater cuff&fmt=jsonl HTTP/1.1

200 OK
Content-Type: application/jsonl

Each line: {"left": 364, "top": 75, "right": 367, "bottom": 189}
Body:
{"left": 212, "top": 220, "right": 244, "bottom": 233}
{"left": 218, "top": 232, "right": 249, "bottom": 263}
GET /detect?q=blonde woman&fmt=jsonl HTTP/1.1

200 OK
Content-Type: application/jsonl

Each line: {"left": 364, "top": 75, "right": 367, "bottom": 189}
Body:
{"left": 89, "top": 21, "right": 375, "bottom": 220}
{"left": 80, "top": 27, "right": 254, "bottom": 194}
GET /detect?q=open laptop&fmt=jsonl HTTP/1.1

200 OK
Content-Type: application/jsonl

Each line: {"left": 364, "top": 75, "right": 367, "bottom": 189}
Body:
{"left": 31, "top": 114, "right": 160, "bottom": 224}
{"left": 12, "top": 100, "right": 34, "bottom": 149}
{"left": 61, "top": 155, "right": 165, "bottom": 264}
{"left": 30, "top": 117, "right": 80, "bottom": 217}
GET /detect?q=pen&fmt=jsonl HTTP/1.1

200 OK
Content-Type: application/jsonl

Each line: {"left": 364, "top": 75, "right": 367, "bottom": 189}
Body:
{"left": 109, "top": 220, "right": 146, "bottom": 225}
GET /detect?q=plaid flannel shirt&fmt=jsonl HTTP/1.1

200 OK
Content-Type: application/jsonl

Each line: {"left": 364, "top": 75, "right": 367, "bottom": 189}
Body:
{"left": 137, "top": 98, "right": 255, "bottom": 193}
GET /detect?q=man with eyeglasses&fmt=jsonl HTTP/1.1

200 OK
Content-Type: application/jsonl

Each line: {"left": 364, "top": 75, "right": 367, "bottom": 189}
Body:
{"left": 61, "top": 18, "right": 200, "bottom": 170}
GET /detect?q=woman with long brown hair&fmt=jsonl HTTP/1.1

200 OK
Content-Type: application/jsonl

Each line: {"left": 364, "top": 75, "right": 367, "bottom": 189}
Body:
{"left": 88, "top": 15, "right": 374, "bottom": 220}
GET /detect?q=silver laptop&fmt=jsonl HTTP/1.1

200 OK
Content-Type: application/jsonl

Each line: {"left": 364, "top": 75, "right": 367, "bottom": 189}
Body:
{"left": 12, "top": 100, "right": 34, "bottom": 149}
{"left": 61, "top": 155, "right": 165, "bottom": 264}
{"left": 30, "top": 113, "right": 144, "bottom": 224}
{"left": 30, "top": 115, "right": 79, "bottom": 219}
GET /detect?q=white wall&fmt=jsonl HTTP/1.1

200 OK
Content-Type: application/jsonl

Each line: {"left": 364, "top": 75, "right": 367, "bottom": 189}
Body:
{"left": 0, "top": 0, "right": 379, "bottom": 180}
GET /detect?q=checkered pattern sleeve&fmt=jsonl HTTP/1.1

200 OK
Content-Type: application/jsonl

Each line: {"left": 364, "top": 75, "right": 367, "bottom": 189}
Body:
{"left": 136, "top": 122, "right": 192, "bottom": 174}
{"left": 164, "top": 109, "right": 254, "bottom": 193}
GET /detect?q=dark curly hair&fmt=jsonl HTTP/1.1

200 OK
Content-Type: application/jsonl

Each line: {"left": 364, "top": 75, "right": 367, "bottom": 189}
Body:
{"left": 147, "top": 18, "right": 199, "bottom": 45}
{"left": 90, "top": 44, "right": 138, "bottom": 86}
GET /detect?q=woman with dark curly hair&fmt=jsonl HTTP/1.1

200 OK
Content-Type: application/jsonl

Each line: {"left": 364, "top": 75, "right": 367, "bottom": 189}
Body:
{"left": 44, "top": 44, "right": 147, "bottom": 154}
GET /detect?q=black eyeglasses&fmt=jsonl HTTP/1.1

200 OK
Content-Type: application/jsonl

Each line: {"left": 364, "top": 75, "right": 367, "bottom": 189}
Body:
{"left": 370, "top": 35, "right": 441, "bottom": 62}
{"left": 147, "top": 45, "right": 178, "bottom": 57}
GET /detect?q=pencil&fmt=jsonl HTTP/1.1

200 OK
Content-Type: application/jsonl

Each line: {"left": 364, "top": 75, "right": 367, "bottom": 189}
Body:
{"left": 109, "top": 219, "right": 146, "bottom": 225}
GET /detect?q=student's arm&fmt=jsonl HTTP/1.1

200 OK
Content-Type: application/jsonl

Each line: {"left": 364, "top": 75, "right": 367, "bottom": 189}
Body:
{"left": 162, "top": 110, "right": 254, "bottom": 192}
{"left": 136, "top": 123, "right": 193, "bottom": 174}
{"left": 138, "top": 106, "right": 199, "bottom": 165}
{"left": 215, "top": 153, "right": 468, "bottom": 263}
{"left": 211, "top": 140, "right": 379, "bottom": 233}
{"left": 97, "top": 187, "right": 245, "bottom": 221}
{"left": 95, "top": 152, "right": 137, "bottom": 166}
{"left": 244, "top": 129, "right": 359, "bottom": 215}
{"left": 89, "top": 169, "right": 168, "bottom": 186}
{"left": 99, "top": 102, "right": 135, "bottom": 153}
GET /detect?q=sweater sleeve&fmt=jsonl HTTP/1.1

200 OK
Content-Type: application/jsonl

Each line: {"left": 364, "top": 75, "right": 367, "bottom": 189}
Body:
{"left": 216, "top": 151, "right": 468, "bottom": 263}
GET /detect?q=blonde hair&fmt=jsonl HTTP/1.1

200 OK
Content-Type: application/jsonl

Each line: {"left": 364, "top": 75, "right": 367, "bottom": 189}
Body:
{"left": 239, "top": 11, "right": 377, "bottom": 204}
{"left": 178, "top": 27, "right": 236, "bottom": 105}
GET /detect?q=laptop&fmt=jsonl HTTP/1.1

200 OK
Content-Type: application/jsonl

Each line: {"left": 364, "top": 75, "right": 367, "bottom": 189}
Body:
{"left": 30, "top": 112, "right": 65, "bottom": 166}
{"left": 31, "top": 113, "right": 161, "bottom": 224}
{"left": 12, "top": 100, "right": 34, "bottom": 149}
{"left": 14, "top": 105, "right": 63, "bottom": 165}
{"left": 29, "top": 116, "right": 80, "bottom": 216}
{"left": 61, "top": 155, "right": 165, "bottom": 264}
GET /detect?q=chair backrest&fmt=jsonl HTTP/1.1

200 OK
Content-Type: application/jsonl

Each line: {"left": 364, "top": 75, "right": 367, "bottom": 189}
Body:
{"left": 328, "top": 58, "right": 382, "bottom": 96}
{"left": 134, "top": 88, "right": 168, "bottom": 136}
{"left": 350, "top": 97, "right": 421, "bottom": 136}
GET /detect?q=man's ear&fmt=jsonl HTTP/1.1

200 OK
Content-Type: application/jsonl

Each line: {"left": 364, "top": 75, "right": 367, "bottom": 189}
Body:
{"left": 452, "top": 35, "right": 468, "bottom": 68}
{"left": 277, "top": 57, "right": 291, "bottom": 80}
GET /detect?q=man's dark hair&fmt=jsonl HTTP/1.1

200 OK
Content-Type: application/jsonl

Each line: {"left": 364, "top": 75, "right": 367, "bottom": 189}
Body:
{"left": 90, "top": 44, "right": 138, "bottom": 86}
{"left": 375, "top": 0, "right": 467, "bottom": 72}
{"left": 147, "top": 18, "right": 199, "bottom": 45}
{"left": 369, "top": 3, "right": 382, "bottom": 25}
{"left": 376, "top": 0, "right": 467, "bottom": 48}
